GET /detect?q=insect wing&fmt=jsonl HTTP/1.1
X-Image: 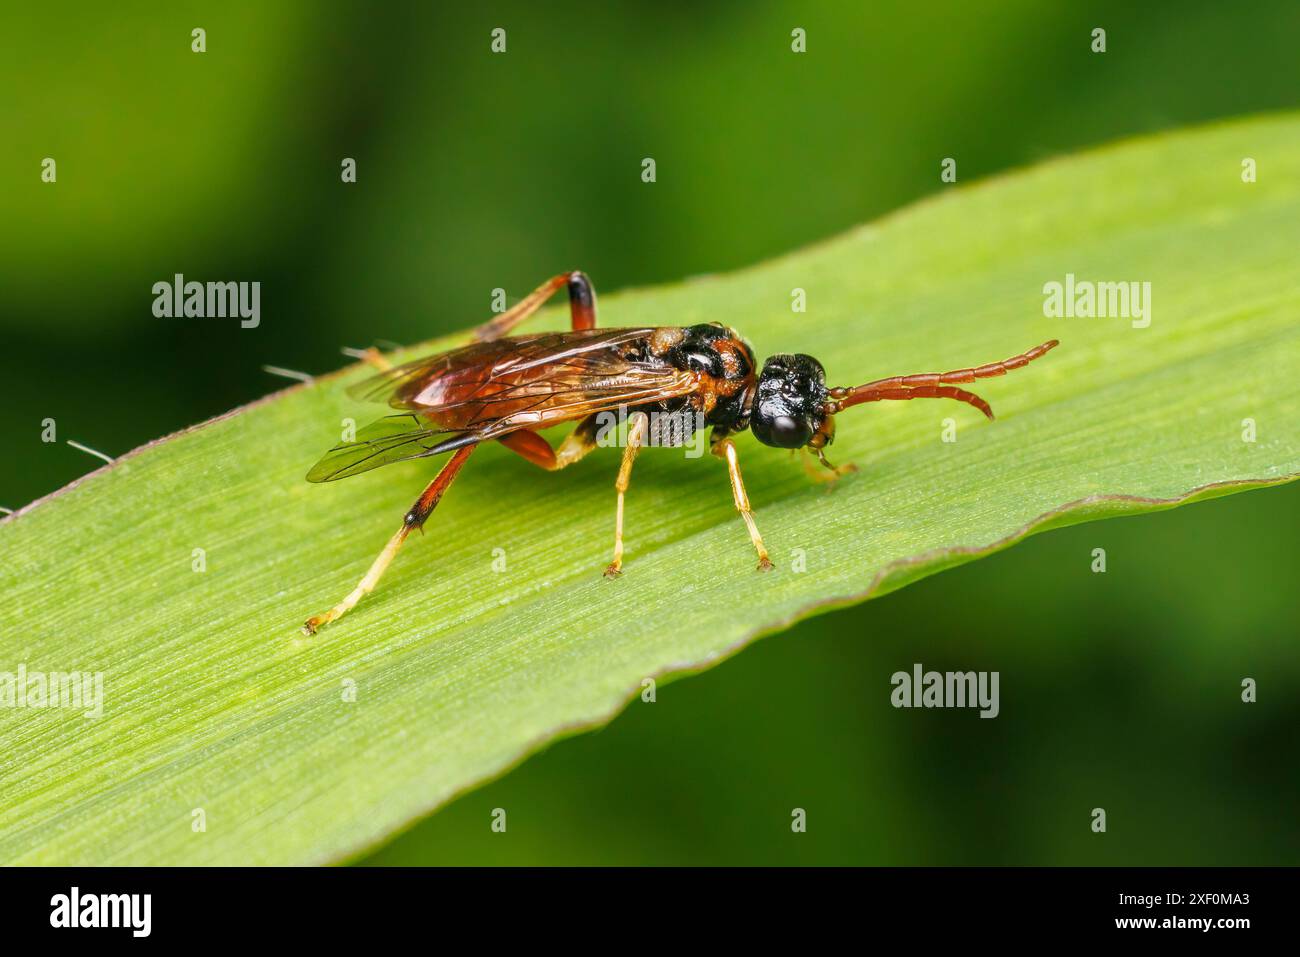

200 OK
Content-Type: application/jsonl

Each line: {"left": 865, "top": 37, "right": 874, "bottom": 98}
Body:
{"left": 305, "top": 413, "right": 471, "bottom": 483}
{"left": 346, "top": 329, "right": 697, "bottom": 438}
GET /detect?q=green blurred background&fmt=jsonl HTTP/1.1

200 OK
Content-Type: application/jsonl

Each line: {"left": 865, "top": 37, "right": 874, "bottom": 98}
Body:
{"left": 3, "top": 2, "right": 1297, "bottom": 864}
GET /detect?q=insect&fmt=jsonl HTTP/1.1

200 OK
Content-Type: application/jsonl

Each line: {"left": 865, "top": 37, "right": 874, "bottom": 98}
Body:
{"left": 301, "top": 271, "right": 1057, "bottom": 634}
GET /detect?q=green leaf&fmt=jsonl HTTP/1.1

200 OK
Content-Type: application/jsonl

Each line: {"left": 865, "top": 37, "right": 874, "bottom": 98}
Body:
{"left": 3, "top": 115, "right": 1297, "bottom": 865}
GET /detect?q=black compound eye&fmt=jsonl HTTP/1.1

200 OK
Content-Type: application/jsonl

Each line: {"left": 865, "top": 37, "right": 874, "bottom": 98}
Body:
{"left": 764, "top": 413, "right": 812, "bottom": 448}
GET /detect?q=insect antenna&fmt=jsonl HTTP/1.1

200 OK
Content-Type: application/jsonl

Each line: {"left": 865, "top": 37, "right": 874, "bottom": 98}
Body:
{"left": 827, "top": 339, "right": 1058, "bottom": 420}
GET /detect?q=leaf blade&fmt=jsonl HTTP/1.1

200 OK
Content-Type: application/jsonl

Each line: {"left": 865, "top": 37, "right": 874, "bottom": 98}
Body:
{"left": 2, "top": 114, "right": 1298, "bottom": 864}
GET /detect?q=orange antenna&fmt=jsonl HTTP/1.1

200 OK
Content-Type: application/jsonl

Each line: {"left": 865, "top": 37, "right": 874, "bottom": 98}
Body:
{"left": 828, "top": 339, "right": 1059, "bottom": 420}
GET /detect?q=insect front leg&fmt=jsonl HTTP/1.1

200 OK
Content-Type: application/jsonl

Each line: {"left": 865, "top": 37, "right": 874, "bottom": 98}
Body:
{"left": 603, "top": 411, "right": 648, "bottom": 579}
{"left": 800, "top": 446, "right": 858, "bottom": 484}
{"left": 302, "top": 445, "right": 476, "bottom": 635}
{"left": 473, "top": 271, "right": 597, "bottom": 342}
{"left": 711, "top": 431, "right": 774, "bottom": 571}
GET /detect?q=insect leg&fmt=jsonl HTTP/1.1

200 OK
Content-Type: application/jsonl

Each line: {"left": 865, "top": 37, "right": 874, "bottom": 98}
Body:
{"left": 357, "top": 347, "right": 392, "bottom": 372}
{"left": 302, "top": 445, "right": 476, "bottom": 635}
{"left": 497, "top": 414, "right": 601, "bottom": 471}
{"left": 603, "top": 412, "right": 648, "bottom": 578}
{"left": 801, "top": 446, "right": 858, "bottom": 484}
{"left": 712, "top": 435, "right": 774, "bottom": 571}
{"left": 473, "top": 271, "right": 598, "bottom": 342}
{"left": 553, "top": 414, "right": 602, "bottom": 468}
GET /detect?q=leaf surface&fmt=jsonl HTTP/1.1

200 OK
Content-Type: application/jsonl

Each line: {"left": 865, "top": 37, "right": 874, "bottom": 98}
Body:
{"left": 2, "top": 115, "right": 1298, "bottom": 864}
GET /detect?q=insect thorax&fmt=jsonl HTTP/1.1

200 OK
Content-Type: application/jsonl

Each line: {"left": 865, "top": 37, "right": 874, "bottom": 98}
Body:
{"left": 661, "top": 323, "right": 758, "bottom": 434}
{"left": 641, "top": 400, "right": 702, "bottom": 447}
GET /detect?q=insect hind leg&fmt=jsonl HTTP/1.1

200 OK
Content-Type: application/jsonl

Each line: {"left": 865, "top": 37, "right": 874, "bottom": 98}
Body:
{"left": 302, "top": 445, "right": 476, "bottom": 635}
{"left": 497, "top": 415, "right": 601, "bottom": 471}
{"left": 473, "top": 271, "right": 597, "bottom": 342}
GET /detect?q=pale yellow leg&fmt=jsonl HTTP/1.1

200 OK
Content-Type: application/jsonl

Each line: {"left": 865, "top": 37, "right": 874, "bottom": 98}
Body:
{"left": 553, "top": 416, "right": 600, "bottom": 470}
{"left": 302, "top": 446, "right": 475, "bottom": 635}
{"left": 302, "top": 525, "right": 409, "bottom": 634}
{"left": 801, "top": 446, "right": 858, "bottom": 484}
{"left": 603, "top": 413, "right": 648, "bottom": 578}
{"left": 305, "top": 343, "right": 398, "bottom": 634}
{"left": 715, "top": 438, "right": 774, "bottom": 571}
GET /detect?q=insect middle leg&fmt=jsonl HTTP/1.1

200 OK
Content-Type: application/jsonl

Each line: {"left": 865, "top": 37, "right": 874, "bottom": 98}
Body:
{"left": 603, "top": 411, "right": 649, "bottom": 579}
{"left": 496, "top": 414, "right": 601, "bottom": 471}
{"left": 302, "top": 444, "right": 477, "bottom": 635}
{"left": 473, "top": 271, "right": 597, "bottom": 342}
{"left": 712, "top": 435, "right": 774, "bottom": 571}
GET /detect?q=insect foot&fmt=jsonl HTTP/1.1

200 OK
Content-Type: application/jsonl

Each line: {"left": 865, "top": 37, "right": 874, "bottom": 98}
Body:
{"left": 757, "top": 557, "right": 775, "bottom": 572}
{"left": 603, "top": 563, "right": 623, "bottom": 579}
{"left": 821, "top": 461, "right": 859, "bottom": 492}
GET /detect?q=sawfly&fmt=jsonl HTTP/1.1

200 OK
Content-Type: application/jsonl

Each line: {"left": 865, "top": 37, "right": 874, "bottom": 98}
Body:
{"left": 302, "top": 271, "right": 1057, "bottom": 633}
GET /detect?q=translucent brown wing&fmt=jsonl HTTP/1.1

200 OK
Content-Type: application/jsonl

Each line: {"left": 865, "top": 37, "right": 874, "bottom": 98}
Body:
{"left": 307, "top": 328, "right": 695, "bottom": 482}
{"left": 305, "top": 413, "right": 477, "bottom": 483}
